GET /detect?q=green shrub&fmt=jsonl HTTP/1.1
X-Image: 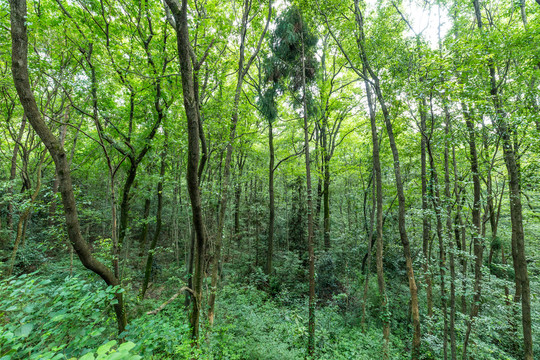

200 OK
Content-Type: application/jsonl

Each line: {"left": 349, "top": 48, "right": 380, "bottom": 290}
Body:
{"left": 0, "top": 272, "right": 119, "bottom": 359}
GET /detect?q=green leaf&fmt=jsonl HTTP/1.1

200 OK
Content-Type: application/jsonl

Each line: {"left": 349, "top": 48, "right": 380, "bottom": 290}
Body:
{"left": 97, "top": 340, "right": 117, "bottom": 355}
{"left": 116, "top": 342, "right": 136, "bottom": 352}
{"left": 14, "top": 323, "right": 34, "bottom": 338}
{"left": 79, "top": 352, "right": 96, "bottom": 360}
{"left": 103, "top": 353, "right": 123, "bottom": 360}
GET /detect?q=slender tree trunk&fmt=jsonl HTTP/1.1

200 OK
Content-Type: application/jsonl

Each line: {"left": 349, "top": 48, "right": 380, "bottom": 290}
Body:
{"left": 461, "top": 102, "right": 482, "bottom": 360}
{"left": 486, "top": 43, "right": 533, "bottom": 360}
{"left": 426, "top": 126, "right": 448, "bottom": 360}
{"left": 420, "top": 97, "right": 433, "bottom": 320}
{"left": 365, "top": 76, "right": 390, "bottom": 354}
{"left": 141, "top": 140, "right": 167, "bottom": 298}
{"left": 139, "top": 198, "right": 152, "bottom": 258}
{"left": 444, "top": 107, "right": 457, "bottom": 360}
{"left": 266, "top": 122, "right": 275, "bottom": 275}
{"left": 8, "top": 153, "right": 44, "bottom": 276}
{"left": 301, "top": 32, "right": 316, "bottom": 358}
{"left": 49, "top": 111, "right": 69, "bottom": 226}
{"left": 7, "top": 116, "right": 26, "bottom": 232}
{"left": 452, "top": 148, "right": 468, "bottom": 314}
{"left": 323, "top": 154, "right": 330, "bottom": 250}
{"left": 472, "top": 3, "right": 533, "bottom": 356}
{"left": 207, "top": 0, "right": 271, "bottom": 325}
{"left": 360, "top": 172, "right": 375, "bottom": 331}
{"left": 118, "top": 161, "right": 138, "bottom": 249}
{"left": 352, "top": 3, "right": 421, "bottom": 356}
{"left": 163, "top": 0, "right": 208, "bottom": 343}
{"left": 234, "top": 154, "right": 245, "bottom": 246}
{"left": 110, "top": 172, "right": 119, "bottom": 278}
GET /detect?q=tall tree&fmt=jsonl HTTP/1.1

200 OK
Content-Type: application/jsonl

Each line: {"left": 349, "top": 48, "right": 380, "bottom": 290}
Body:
{"left": 471, "top": 1, "right": 532, "bottom": 358}
{"left": 10, "top": 0, "right": 127, "bottom": 334}
{"left": 162, "top": 0, "right": 208, "bottom": 342}
{"left": 263, "top": 7, "right": 318, "bottom": 355}
{"left": 207, "top": 0, "right": 272, "bottom": 326}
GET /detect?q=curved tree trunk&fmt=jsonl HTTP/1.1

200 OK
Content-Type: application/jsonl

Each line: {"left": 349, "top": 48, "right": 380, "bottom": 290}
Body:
{"left": 10, "top": 0, "right": 127, "bottom": 334}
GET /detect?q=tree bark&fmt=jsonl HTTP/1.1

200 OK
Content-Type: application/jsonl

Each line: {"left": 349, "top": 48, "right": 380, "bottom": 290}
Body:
{"left": 138, "top": 197, "right": 152, "bottom": 258}
{"left": 470, "top": 2, "right": 533, "bottom": 358}
{"left": 322, "top": 153, "right": 330, "bottom": 250}
{"left": 444, "top": 107, "right": 457, "bottom": 360}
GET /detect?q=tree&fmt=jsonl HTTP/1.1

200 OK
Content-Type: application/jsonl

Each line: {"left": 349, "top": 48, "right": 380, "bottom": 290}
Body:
{"left": 263, "top": 6, "right": 318, "bottom": 355}
{"left": 10, "top": 0, "right": 127, "bottom": 334}
{"left": 471, "top": 1, "right": 532, "bottom": 357}
{"left": 162, "top": 0, "right": 208, "bottom": 343}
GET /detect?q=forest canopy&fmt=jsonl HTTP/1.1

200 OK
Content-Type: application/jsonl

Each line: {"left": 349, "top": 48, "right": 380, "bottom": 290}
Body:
{"left": 0, "top": 0, "right": 539, "bottom": 359}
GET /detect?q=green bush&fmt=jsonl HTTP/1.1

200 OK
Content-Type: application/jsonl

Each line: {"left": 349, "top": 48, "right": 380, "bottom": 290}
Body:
{"left": 0, "top": 272, "right": 119, "bottom": 359}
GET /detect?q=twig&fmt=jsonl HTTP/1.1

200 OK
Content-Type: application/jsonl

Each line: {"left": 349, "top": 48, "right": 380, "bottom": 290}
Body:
{"left": 146, "top": 287, "right": 194, "bottom": 315}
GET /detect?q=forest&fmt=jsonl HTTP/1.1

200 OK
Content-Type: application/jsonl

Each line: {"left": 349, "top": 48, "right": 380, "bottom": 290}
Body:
{"left": 0, "top": 0, "right": 539, "bottom": 358}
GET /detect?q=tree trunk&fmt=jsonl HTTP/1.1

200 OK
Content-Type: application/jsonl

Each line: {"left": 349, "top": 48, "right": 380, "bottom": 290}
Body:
{"left": 323, "top": 154, "right": 330, "bottom": 250}
{"left": 483, "top": 37, "right": 533, "bottom": 360}
{"left": 461, "top": 102, "right": 482, "bottom": 360}
{"left": 301, "top": 31, "right": 316, "bottom": 358}
{"left": 163, "top": 0, "right": 208, "bottom": 343}
{"left": 49, "top": 111, "right": 69, "bottom": 226}
{"left": 7, "top": 116, "right": 26, "bottom": 232}
{"left": 8, "top": 153, "right": 44, "bottom": 276}
{"left": 426, "top": 126, "right": 448, "bottom": 360}
{"left": 207, "top": 0, "right": 271, "bottom": 325}
{"left": 365, "top": 75, "right": 390, "bottom": 354}
{"left": 10, "top": 0, "right": 127, "bottom": 334}
{"left": 452, "top": 147, "right": 468, "bottom": 314}
{"left": 139, "top": 198, "right": 152, "bottom": 258}
{"left": 420, "top": 97, "right": 433, "bottom": 320}
{"left": 353, "top": 5, "right": 421, "bottom": 355}
{"left": 266, "top": 122, "right": 275, "bottom": 275}
{"left": 444, "top": 107, "right": 457, "bottom": 360}
{"left": 360, "top": 172, "right": 375, "bottom": 332}
{"left": 141, "top": 141, "right": 167, "bottom": 298}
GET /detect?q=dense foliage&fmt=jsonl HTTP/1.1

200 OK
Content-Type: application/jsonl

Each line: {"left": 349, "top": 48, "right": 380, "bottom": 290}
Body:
{"left": 0, "top": 0, "right": 539, "bottom": 359}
